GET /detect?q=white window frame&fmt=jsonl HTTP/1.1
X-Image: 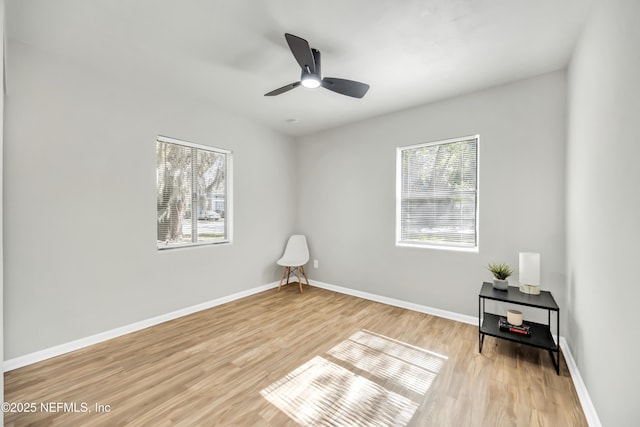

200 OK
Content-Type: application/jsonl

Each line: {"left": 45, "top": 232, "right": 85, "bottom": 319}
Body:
{"left": 156, "top": 135, "right": 233, "bottom": 250}
{"left": 396, "top": 135, "right": 479, "bottom": 252}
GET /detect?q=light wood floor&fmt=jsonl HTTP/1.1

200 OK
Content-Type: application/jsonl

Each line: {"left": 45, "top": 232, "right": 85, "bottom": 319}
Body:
{"left": 5, "top": 285, "right": 587, "bottom": 426}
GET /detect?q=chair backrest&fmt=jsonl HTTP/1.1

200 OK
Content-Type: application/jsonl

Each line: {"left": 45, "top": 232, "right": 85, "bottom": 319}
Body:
{"left": 281, "top": 235, "right": 309, "bottom": 265}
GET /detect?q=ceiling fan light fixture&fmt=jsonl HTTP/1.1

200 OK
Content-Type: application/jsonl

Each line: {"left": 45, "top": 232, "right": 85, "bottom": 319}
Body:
{"left": 264, "top": 33, "right": 369, "bottom": 98}
{"left": 301, "top": 74, "right": 321, "bottom": 89}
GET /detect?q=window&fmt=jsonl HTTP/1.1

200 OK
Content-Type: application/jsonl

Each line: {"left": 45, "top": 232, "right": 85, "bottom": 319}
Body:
{"left": 156, "top": 136, "right": 232, "bottom": 249}
{"left": 397, "top": 135, "right": 478, "bottom": 250}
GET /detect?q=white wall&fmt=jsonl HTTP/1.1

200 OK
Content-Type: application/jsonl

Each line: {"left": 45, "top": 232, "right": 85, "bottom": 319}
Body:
{"left": 4, "top": 40, "right": 296, "bottom": 359}
{"left": 566, "top": 0, "right": 640, "bottom": 425}
{"left": 296, "top": 71, "right": 567, "bottom": 321}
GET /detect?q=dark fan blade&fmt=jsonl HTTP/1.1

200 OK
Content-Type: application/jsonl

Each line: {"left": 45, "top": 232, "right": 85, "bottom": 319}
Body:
{"left": 264, "top": 82, "right": 301, "bottom": 96}
{"left": 321, "top": 77, "right": 369, "bottom": 98}
{"left": 285, "top": 33, "right": 316, "bottom": 74}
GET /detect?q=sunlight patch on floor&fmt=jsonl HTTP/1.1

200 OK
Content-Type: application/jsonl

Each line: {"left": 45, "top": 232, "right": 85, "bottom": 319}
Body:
{"left": 260, "top": 356, "right": 418, "bottom": 426}
{"left": 261, "top": 330, "right": 448, "bottom": 426}
{"left": 328, "top": 330, "right": 447, "bottom": 395}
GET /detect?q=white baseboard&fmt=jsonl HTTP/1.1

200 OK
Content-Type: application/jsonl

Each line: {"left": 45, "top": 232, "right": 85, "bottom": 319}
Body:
{"left": 311, "top": 279, "right": 601, "bottom": 427}
{"left": 3, "top": 281, "right": 280, "bottom": 372}
{"left": 310, "top": 280, "right": 477, "bottom": 325}
{"left": 559, "top": 337, "right": 602, "bottom": 427}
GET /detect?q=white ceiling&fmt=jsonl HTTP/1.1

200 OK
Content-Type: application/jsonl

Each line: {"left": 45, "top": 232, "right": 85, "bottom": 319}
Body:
{"left": 6, "top": 0, "right": 594, "bottom": 137}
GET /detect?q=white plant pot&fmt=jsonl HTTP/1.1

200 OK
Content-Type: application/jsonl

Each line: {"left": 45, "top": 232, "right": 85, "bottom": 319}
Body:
{"left": 492, "top": 279, "right": 509, "bottom": 291}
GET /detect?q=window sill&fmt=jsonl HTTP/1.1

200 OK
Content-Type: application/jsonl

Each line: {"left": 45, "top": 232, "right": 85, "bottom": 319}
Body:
{"left": 396, "top": 241, "right": 478, "bottom": 253}
{"left": 157, "top": 240, "right": 231, "bottom": 251}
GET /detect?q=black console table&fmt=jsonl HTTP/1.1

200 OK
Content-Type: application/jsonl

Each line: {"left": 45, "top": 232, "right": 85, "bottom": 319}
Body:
{"left": 478, "top": 282, "right": 560, "bottom": 374}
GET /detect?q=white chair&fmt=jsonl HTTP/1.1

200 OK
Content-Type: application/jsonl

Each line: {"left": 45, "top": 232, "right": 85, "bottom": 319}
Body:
{"left": 277, "top": 235, "right": 310, "bottom": 293}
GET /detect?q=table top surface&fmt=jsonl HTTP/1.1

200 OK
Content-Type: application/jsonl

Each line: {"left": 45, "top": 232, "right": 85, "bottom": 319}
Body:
{"left": 479, "top": 282, "right": 559, "bottom": 310}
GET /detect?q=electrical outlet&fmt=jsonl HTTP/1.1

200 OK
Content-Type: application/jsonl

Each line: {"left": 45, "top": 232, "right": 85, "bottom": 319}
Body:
{"left": 313, "top": 259, "right": 318, "bottom": 269}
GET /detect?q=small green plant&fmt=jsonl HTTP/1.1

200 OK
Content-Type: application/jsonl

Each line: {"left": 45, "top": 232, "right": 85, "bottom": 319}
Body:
{"left": 487, "top": 262, "right": 513, "bottom": 280}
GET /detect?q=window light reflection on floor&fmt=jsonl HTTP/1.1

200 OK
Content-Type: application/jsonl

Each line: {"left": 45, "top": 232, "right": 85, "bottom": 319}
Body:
{"left": 260, "top": 330, "right": 448, "bottom": 426}
{"left": 328, "top": 330, "right": 446, "bottom": 395}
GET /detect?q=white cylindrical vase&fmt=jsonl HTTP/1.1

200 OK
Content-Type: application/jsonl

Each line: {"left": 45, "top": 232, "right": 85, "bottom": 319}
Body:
{"left": 519, "top": 252, "right": 541, "bottom": 295}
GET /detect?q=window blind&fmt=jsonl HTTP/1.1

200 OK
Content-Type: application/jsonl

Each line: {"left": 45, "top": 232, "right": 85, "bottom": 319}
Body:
{"left": 156, "top": 136, "right": 230, "bottom": 249}
{"left": 397, "top": 136, "right": 478, "bottom": 249}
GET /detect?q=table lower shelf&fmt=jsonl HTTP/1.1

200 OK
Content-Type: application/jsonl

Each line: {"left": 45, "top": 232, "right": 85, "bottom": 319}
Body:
{"left": 480, "top": 313, "right": 558, "bottom": 352}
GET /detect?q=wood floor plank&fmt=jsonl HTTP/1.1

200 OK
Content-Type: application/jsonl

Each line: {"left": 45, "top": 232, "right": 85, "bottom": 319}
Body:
{"left": 5, "top": 285, "right": 587, "bottom": 426}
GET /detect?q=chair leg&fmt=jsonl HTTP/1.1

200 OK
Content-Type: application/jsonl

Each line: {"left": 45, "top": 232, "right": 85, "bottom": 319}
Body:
{"left": 278, "top": 265, "right": 308, "bottom": 294}
{"left": 277, "top": 266, "right": 287, "bottom": 292}
{"left": 285, "top": 267, "right": 291, "bottom": 288}
{"left": 301, "top": 266, "right": 310, "bottom": 287}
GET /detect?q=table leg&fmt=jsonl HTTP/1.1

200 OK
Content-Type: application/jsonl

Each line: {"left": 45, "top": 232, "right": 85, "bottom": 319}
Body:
{"left": 478, "top": 296, "right": 484, "bottom": 352}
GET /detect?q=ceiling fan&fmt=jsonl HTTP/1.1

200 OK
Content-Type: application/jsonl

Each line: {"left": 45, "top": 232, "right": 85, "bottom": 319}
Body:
{"left": 265, "top": 33, "right": 370, "bottom": 99}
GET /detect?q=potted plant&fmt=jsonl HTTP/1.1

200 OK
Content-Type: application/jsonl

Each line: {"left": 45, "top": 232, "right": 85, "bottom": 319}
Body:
{"left": 487, "top": 262, "right": 513, "bottom": 291}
